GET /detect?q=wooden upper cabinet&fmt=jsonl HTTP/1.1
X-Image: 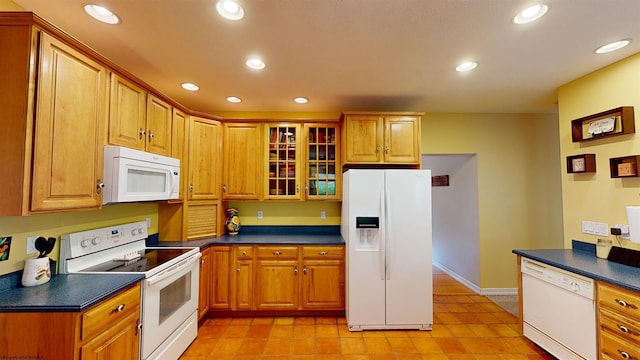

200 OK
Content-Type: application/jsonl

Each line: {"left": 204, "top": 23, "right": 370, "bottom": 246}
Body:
{"left": 384, "top": 115, "right": 421, "bottom": 163}
{"left": 188, "top": 116, "right": 222, "bottom": 200}
{"left": 108, "top": 74, "right": 146, "bottom": 150}
{"left": 107, "top": 74, "right": 172, "bottom": 156}
{"left": 31, "top": 32, "right": 108, "bottom": 213}
{"left": 146, "top": 94, "right": 172, "bottom": 156}
{"left": 341, "top": 112, "right": 422, "bottom": 165}
{"left": 222, "top": 123, "right": 262, "bottom": 200}
{"left": 265, "top": 123, "right": 301, "bottom": 200}
{"left": 342, "top": 114, "right": 383, "bottom": 163}
{"left": 304, "top": 123, "right": 341, "bottom": 201}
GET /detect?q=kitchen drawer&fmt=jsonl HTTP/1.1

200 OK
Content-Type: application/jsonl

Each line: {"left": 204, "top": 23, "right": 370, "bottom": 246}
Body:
{"left": 601, "top": 308, "right": 640, "bottom": 345}
{"left": 236, "top": 245, "right": 253, "bottom": 260}
{"left": 301, "top": 245, "right": 344, "bottom": 259}
{"left": 256, "top": 246, "right": 298, "bottom": 259}
{"left": 599, "top": 282, "right": 640, "bottom": 321}
{"left": 81, "top": 283, "right": 141, "bottom": 341}
{"left": 600, "top": 329, "right": 640, "bottom": 360}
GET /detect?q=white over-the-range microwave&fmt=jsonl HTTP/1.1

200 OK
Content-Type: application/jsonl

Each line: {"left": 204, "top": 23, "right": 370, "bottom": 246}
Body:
{"left": 102, "top": 145, "right": 180, "bottom": 204}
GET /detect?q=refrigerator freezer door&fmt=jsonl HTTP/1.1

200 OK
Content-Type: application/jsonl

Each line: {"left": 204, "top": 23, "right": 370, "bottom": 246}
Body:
{"left": 344, "top": 170, "right": 386, "bottom": 327}
{"left": 384, "top": 170, "right": 433, "bottom": 327}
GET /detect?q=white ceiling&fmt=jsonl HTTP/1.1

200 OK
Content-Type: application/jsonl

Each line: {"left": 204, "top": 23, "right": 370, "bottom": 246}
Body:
{"left": 12, "top": 0, "right": 640, "bottom": 115}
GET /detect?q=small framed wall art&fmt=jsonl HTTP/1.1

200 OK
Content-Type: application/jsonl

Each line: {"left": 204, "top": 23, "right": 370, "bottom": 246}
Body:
{"left": 566, "top": 154, "right": 596, "bottom": 173}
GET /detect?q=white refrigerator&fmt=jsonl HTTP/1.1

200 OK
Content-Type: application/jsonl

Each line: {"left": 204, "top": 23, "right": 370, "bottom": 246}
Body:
{"left": 341, "top": 169, "right": 433, "bottom": 331}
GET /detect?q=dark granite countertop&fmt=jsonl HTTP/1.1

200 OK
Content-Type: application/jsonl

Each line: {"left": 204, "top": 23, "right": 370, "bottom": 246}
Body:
{"left": 152, "top": 225, "right": 345, "bottom": 249}
{"left": 513, "top": 244, "right": 640, "bottom": 293}
{"left": 0, "top": 273, "right": 144, "bottom": 312}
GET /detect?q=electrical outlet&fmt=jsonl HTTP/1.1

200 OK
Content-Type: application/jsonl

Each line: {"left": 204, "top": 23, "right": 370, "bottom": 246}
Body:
{"left": 26, "top": 236, "right": 38, "bottom": 255}
{"left": 320, "top": 211, "right": 326, "bottom": 220}
{"left": 615, "top": 223, "right": 631, "bottom": 239}
{"left": 257, "top": 211, "right": 263, "bottom": 220}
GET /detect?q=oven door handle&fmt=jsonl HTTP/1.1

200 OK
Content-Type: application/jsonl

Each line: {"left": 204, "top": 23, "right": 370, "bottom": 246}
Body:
{"left": 146, "top": 252, "right": 201, "bottom": 286}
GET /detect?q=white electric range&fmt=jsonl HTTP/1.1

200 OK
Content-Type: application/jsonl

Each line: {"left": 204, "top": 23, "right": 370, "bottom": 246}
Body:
{"left": 60, "top": 221, "right": 200, "bottom": 360}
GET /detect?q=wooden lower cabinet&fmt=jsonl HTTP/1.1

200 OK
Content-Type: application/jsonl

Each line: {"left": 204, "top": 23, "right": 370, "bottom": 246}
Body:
{"left": 597, "top": 281, "right": 640, "bottom": 360}
{"left": 198, "top": 247, "right": 211, "bottom": 319}
{"left": 0, "top": 283, "right": 141, "bottom": 360}
{"left": 209, "top": 246, "right": 232, "bottom": 310}
{"left": 204, "top": 244, "right": 344, "bottom": 316}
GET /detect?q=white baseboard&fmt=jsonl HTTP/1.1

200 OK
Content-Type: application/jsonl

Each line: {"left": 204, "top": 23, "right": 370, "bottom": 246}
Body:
{"left": 433, "top": 261, "right": 518, "bottom": 296}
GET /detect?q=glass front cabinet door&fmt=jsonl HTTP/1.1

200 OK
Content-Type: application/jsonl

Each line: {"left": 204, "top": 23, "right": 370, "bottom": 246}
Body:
{"left": 266, "top": 124, "right": 301, "bottom": 199}
{"left": 304, "top": 123, "right": 341, "bottom": 200}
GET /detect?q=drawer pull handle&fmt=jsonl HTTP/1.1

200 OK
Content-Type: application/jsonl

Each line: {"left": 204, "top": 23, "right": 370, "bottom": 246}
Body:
{"left": 273, "top": 251, "right": 281, "bottom": 255}
{"left": 319, "top": 251, "right": 328, "bottom": 255}
{"left": 617, "top": 324, "right": 640, "bottom": 336}
{"left": 110, "top": 304, "right": 125, "bottom": 314}
{"left": 618, "top": 350, "right": 635, "bottom": 359}
{"left": 615, "top": 299, "right": 639, "bottom": 309}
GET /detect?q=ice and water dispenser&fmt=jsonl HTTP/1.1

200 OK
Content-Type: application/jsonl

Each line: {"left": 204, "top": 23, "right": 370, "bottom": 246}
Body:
{"left": 355, "top": 217, "right": 380, "bottom": 251}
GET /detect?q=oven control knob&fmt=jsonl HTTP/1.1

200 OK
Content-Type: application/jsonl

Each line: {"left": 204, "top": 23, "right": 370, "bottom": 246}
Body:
{"left": 81, "top": 239, "right": 91, "bottom": 248}
{"left": 91, "top": 237, "right": 101, "bottom": 245}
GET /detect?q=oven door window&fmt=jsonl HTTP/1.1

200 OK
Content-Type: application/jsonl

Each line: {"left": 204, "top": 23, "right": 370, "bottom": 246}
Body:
{"left": 159, "top": 272, "right": 191, "bottom": 324}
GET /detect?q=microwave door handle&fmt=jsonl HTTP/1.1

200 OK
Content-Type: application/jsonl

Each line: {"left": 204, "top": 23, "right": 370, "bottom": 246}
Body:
{"left": 170, "top": 169, "right": 179, "bottom": 194}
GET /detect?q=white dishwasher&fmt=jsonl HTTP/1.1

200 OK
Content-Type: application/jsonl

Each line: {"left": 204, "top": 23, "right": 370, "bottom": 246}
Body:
{"left": 521, "top": 258, "right": 596, "bottom": 360}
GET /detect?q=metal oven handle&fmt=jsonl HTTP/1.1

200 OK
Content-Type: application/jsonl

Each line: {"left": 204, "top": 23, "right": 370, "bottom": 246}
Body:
{"left": 146, "top": 252, "right": 201, "bottom": 286}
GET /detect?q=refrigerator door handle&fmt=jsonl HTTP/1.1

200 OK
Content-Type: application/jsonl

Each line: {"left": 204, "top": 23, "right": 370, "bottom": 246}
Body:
{"left": 384, "top": 183, "right": 391, "bottom": 280}
{"left": 380, "top": 191, "right": 386, "bottom": 281}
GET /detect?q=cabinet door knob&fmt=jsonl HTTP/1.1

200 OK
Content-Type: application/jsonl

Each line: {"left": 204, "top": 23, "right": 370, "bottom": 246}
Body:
{"left": 273, "top": 251, "right": 281, "bottom": 255}
{"left": 376, "top": 145, "right": 381, "bottom": 153}
{"left": 222, "top": 184, "right": 227, "bottom": 193}
{"left": 189, "top": 184, "right": 193, "bottom": 192}
{"left": 200, "top": 259, "right": 205, "bottom": 265}
{"left": 615, "top": 298, "right": 638, "bottom": 309}
{"left": 148, "top": 131, "right": 155, "bottom": 141}
{"left": 109, "top": 304, "right": 125, "bottom": 314}
{"left": 319, "top": 251, "right": 327, "bottom": 255}
{"left": 294, "top": 267, "right": 298, "bottom": 275}
{"left": 385, "top": 145, "right": 390, "bottom": 153}
{"left": 618, "top": 350, "right": 633, "bottom": 359}
{"left": 303, "top": 267, "right": 307, "bottom": 274}
{"left": 242, "top": 251, "right": 247, "bottom": 256}
{"left": 96, "top": 180, "right": 104, "bottom": 194}
{"left": 139, "top": 129, "right": 145, "bottom": 139}
{"left": 236, "top": 268, "right": 240, "bottom": 272}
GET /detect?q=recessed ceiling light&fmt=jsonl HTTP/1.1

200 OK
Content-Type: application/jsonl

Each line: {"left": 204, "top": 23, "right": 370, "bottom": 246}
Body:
{"left": 294, "top": 97, "right": 308, "bottom": 104}
{"left": 456, "top": 61, "right": 478, "bottom": 72}
{"left": 226, "top": 96, "right": 242, "bottom": 103}
{"left": 216, "top": 0, "right": 244, "bottom": 20}
{"left": 181, "top": 83, "right": 199, "bottom": 91}
{"left": 84, "top": 4, "right": 120, "bottom": 25}
{"left": 595, "top": 39, "right": 631, "bottom": 54}
{"left": 513, "top": 4, "right": 549, "bottom": 24}
{"left": 246, "top": 57, "right": 265, "bottom": 70}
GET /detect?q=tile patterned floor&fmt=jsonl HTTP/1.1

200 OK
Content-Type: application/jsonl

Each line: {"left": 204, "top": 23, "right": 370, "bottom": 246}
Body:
{"left": 180, "top": 267, "right": 556, "bottom": 359}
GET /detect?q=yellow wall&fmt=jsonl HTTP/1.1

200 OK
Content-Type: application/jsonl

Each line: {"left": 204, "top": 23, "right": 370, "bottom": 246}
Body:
{"left": 558, "top": 52, "right": 640, "bottom": 250}
{"left": 0, "top": 204, "right": 158, "bottom": 274}
{"left": 422, "top": 113, "right": 564, "bottom": 288}
{"left": 228, "top": 201, "right": 341, "bottom": 226}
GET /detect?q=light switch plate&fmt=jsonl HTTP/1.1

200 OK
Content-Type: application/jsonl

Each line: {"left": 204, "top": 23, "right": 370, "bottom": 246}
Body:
{"left": 257, "top": 211, "right": 263, "bottom": 220}
{"left": 320, "top": 211, "right": 326, "bottom": 220}
{"left": 582, "top": 220, "right": 609, "bottom": 236}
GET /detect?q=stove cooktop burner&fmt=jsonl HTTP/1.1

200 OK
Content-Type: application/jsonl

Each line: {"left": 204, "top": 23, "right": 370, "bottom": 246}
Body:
{"left": 79, "top": 248, "right": 194, "bottom": 273}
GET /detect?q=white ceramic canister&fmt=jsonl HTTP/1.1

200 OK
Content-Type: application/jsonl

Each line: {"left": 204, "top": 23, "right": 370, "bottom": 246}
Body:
{"left": 21, "top": 256, "right": 51, "bottom": 287}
